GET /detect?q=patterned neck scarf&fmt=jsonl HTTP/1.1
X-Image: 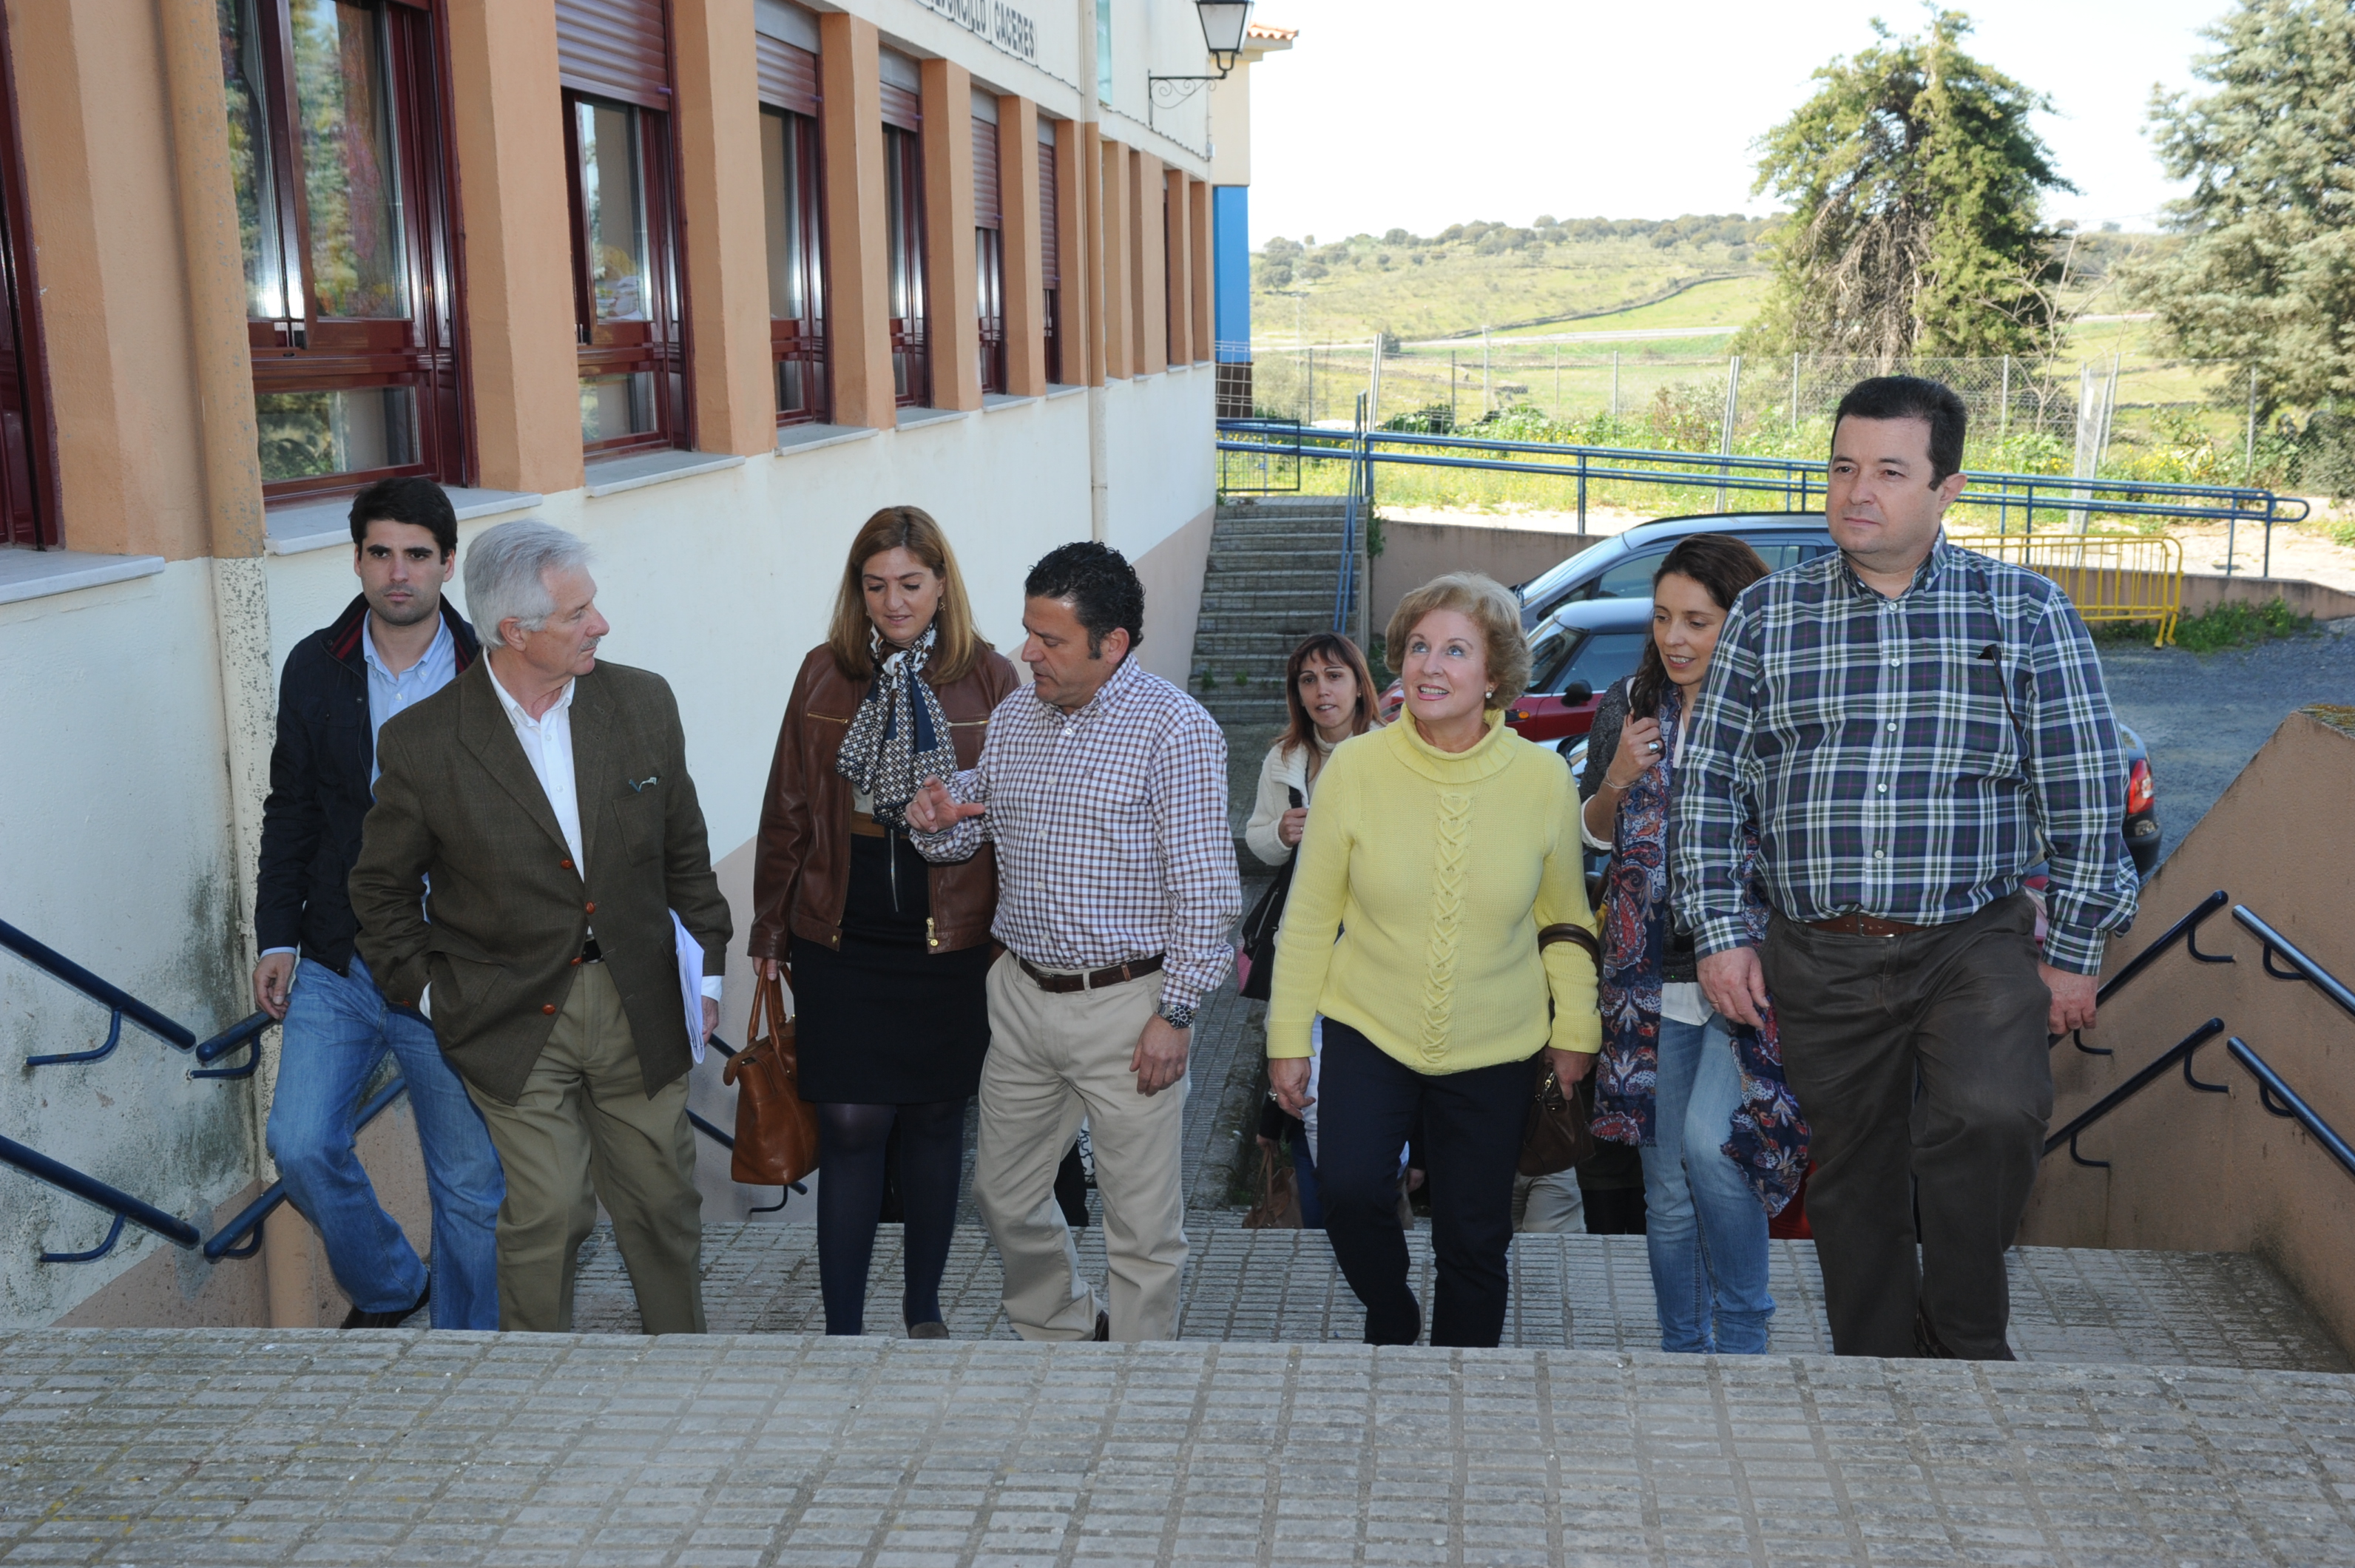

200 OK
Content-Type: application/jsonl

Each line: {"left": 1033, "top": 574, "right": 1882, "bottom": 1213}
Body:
{"left": 1589, "top": 683, "right": 1811, "bottom": 1216}
{"left": 835, "top": 624, "right": 958, "bottom": 829}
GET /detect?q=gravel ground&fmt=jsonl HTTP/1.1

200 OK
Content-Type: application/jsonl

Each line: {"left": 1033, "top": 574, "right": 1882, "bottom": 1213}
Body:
{"left": 2103, "top": 617, "right": 2355, "bottom": 867}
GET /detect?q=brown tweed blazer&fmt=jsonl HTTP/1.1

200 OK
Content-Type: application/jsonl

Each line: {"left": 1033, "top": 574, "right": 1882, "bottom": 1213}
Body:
{"left": 349, "top": 658, "right": 733, "bottom": 1104}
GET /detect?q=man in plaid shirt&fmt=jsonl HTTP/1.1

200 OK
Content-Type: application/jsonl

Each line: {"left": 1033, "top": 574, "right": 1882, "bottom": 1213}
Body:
{"left": 909, "top": 541, "right": 1240, "bottom": 1342}
{"left": 1672, "top": 376, "right": 2139, "bottom": 1362}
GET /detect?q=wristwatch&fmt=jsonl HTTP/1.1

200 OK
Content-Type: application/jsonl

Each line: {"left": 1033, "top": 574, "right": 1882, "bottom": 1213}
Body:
{"left": 1156, "top": 1000, "right": 1196, "bottom": 1030}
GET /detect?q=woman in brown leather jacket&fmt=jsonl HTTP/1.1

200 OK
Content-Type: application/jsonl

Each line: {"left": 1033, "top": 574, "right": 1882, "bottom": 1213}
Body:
{"left": 750, "top": 506, "right": 1020, "bottom": 1337}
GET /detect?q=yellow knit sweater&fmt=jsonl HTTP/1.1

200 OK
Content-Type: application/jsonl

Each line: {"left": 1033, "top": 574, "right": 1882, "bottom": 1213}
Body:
{"left": 1266, "top": 711, "right": 1601, "bottom": 1072}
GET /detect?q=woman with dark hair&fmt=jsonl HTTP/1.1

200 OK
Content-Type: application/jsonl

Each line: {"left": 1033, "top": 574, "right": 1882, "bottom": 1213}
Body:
{"left": 1244, "top": 633, "right": 1380, "bottom": 1224}
{"left": 749, "top": 506, "right": 1021, "bottom": 1338}
{"left": 1580, "top": 533, "right": 1808, "bottom": 1354}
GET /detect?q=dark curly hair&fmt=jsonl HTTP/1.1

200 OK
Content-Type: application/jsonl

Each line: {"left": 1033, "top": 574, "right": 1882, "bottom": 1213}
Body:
{"left": 1025, "top": 541, "right": 1144, "bottom": 659}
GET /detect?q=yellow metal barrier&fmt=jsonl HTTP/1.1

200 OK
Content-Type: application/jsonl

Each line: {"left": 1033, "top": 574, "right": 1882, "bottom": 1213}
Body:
{"left": 1949, "top": 533, "right": 2184, "bottom": 646}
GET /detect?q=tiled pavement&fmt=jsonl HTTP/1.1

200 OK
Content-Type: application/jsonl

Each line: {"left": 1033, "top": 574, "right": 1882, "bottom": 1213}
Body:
{"left": 8, "top": 1328, "right": 2355, "bottom": 1567}
{"left": 572, "top": 1223, "right": 2354, "bottom": 1372}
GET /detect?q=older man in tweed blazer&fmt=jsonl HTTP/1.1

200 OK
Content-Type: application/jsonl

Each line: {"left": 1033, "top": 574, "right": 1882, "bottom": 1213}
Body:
{"left": 351, "top": 520, "right": 731, "bottom": 1334}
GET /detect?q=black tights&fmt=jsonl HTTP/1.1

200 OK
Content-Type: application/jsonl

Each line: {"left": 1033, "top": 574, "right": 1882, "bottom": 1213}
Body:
{"left": 814, "top": 1098, "right": 966, "bottom": 1334}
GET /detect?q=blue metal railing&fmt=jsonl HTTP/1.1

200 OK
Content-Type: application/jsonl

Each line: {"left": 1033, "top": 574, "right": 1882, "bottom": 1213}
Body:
{"left": 2232, "top": 905, "right": 2355, "bottom": 1025}
{"left": 2054, "top": 889, "right": 2234, "bottom": 1057}
{"left": 1, "top": 914, "right": 273, "bottom": 1077}
{"left": 2229, "top": 1036, "right": 2355, "bottom": 1181}
{"left": 2043, "top": 1018, "right": 2229, "bottom": 1168}
{"left": 1, "top": 1133, "right": 205, "bottom": 1263}
{"left": 1, "top": 916, "right": 196, "bottom": 1066}
{"left": 1216, "top": 421, "right": 2311, "bottom": 573}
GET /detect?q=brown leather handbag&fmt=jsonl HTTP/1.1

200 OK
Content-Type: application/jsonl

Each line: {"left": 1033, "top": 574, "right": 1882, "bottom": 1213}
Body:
{"left": 1519, "top": 922, "right": 1602, "bottom": 1177}
{"left": 721, "top": 973, "right": 820, "bottom": 1187}
{"left": 1243, "top": 1143, "right": 1303, "bottom": 1229}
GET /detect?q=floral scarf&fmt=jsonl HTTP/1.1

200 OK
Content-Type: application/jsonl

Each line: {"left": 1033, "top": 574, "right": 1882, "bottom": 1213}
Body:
{"left": 1589, "top": 684, "right": 1810, "bottom": 1215}
{"left": 834, "top": 625, "right": 958, "bottom": 828}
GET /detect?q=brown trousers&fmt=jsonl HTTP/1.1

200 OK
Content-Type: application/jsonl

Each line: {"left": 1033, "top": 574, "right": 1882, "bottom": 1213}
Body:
{"left": 1761, "top": 893, "right": 2052, "bottom": 1359}
{"left": 462, "top": 963, "right": 706, "bottom": 1334}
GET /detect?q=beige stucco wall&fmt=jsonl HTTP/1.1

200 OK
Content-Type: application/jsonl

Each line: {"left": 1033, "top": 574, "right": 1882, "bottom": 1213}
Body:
{"left": 2020, "top": 706, "right": 2355, "bottom": 1354}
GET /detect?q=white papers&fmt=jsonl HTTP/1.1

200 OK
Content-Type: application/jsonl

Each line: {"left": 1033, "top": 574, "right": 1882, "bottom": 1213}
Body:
{"left": 670, "top": 910, "right": 707, "bottom": 1064}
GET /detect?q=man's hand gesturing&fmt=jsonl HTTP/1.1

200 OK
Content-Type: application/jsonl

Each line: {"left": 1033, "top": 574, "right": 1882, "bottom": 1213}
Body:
{"left": 905, "top": 776, "right": 985, "bottom": 834}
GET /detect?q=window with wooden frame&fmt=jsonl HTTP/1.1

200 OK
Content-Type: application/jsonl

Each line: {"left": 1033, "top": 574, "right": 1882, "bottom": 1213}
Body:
{"left": 755, "top": 1, "right": 826, "bottom": 425}
{"left": 1164, "top": 179, "right": 1180, "bottom": 367}
{"left": 1038, "top": 123, "right": 1061, "bottom": 386}
{"left": 0, "top": 14, "right": 53, "bottom": 547}
{"left": 557, "top": 0, "right": 687, "bottom": 453}
{"left": 880, "top": 53, "right": 928, "bottom": 408}
{"left": 220, "top": 0, "right": 466, "bottom": 503}
{"left": 973, "top": 92, "right": 1004, "bottom": 396}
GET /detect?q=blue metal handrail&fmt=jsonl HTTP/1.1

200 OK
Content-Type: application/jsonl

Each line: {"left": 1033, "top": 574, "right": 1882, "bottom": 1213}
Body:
{"left": 1217, "top": 420, "right": 2311, "bottom": 561}
{"left": 2043, "top": 1018, "right": 2229, "bottom": 1168}
{"left": 191, "top": 1012, "right": 275, "bottom": 1080}
{"left": 1, "top": 916, "right": 196, "bottom": 1066}
{"left": 2054, "top": 889, "right": 2234, "bottom": 1057}
{"left": 2232, "top": 906, "right": 2355, "bottom": 1025}
{"left": 2229, "top": 1035, "right": 2355, "bottom": 1181}
{"left": 1, "top": 1132, "right": 204, "bottom": 1262}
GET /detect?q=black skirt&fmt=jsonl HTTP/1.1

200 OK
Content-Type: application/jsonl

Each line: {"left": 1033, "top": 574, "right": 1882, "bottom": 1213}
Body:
{"left": 788, "top": 933, "right": 992, "bottom": 1103}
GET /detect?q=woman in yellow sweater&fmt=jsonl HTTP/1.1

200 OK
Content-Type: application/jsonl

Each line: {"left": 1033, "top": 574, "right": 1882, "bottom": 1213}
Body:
{"left": 1268, "top": 572, "right": 1601, "bottom": 1347}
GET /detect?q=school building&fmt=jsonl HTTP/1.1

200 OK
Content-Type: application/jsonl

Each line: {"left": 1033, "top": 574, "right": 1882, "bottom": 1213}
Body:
{"left": 0, "top": 0, "right": 1292, "bottom": 1328}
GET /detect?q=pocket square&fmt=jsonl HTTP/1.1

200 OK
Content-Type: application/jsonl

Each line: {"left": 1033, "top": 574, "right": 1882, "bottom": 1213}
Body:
{"left": 628, "top": 774, "right": 659, "bottom": 792}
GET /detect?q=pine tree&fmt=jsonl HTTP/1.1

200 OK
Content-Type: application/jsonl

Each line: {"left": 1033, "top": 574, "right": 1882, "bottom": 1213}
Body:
{"left": 1742, "top": 10, "right": 2072, "bottom": 362}
{"left": 2133, "top": 0, "right": 2355, "bottom": 410}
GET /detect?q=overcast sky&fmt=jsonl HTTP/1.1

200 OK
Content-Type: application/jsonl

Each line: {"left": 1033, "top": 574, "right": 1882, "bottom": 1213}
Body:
{"left": 1242, "top": 0, "right": 2229, "bottom": 246}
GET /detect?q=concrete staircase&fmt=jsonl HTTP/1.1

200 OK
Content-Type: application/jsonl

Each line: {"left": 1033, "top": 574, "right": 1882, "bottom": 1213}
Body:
{"left": 1186, "top": 496, "right": 1365, "bottom": 732}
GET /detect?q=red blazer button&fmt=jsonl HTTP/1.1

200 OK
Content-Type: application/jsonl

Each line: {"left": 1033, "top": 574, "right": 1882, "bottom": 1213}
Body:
{"left": 541, "top": 1003, "right": 557, "bottom": 1015}
{"left": 584, "top": 902, "right": 596, "bottom": 914}
{"left": 561, "top": 858, "right": 574, "bottom": 869}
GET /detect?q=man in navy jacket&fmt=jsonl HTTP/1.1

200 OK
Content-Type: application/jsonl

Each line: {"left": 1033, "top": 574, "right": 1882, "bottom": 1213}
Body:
{"left": 253, "top": 478, "right": 502, "bottom": 1328}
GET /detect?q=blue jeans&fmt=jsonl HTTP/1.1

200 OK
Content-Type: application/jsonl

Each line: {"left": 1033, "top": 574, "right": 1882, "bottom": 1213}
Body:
{"left": 1640, "top": 1013, "right": 1774, "bottom": 1354}
{"left": 265, "top": 956, "right": 503, "bottom": 1328}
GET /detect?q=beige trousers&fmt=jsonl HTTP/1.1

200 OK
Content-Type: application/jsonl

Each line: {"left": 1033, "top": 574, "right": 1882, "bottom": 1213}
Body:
{"left": 974, "top": 952, "right": 1188, "bottom": 1342}
{"left": 462, "top": 962, "right": 705, "bottom": 1334}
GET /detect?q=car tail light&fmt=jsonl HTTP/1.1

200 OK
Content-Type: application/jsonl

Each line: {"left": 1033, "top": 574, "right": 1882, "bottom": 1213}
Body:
{"left": 2127, "top": 758, "right": 2155, "bottom": 814}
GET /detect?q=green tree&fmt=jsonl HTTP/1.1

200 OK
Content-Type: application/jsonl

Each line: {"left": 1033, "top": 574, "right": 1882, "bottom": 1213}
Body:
{"left": 1742, "top": 10, "right": 2073, "bottom": 361}
{"left": 2132, "top": 0, "right": 2355, "bottom": 410}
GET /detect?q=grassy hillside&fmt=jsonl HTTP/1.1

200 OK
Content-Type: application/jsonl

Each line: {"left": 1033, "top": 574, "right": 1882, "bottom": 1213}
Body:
{"left": 1250, "top": 215, "right": 1772, "bottom": 344}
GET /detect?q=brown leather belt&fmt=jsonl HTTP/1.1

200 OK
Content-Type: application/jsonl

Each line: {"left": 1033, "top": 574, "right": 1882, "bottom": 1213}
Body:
{"left": 1805, "top": 910, "right": 1933, "bottom": 938}
{"left": 1018, "top": 953, "right": 1164, "bottom": 993}
{"left": 849, "top": 812, "right": 891, "bottom": 839}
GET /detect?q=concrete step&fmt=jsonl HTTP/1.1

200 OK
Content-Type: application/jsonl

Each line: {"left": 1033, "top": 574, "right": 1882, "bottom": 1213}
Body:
{"left": 21, "top": 1323, "right": 2355, "bottom": 1567}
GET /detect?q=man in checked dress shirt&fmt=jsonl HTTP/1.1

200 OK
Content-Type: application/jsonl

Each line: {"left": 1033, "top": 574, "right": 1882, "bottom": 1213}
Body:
{"left": 908, "top": 541, "right": 1241, "bottom": 1342}
{"left": 1675, "top": 376, "right": 2138, "bottom": 1362}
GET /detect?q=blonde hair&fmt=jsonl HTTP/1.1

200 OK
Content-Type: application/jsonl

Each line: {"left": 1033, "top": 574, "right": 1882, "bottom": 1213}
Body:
{"left": 1383, "top": 572, "right": 1532, "bottom": 709}
{"left": 826, "top": 506, "right": 987, "bottom": 683}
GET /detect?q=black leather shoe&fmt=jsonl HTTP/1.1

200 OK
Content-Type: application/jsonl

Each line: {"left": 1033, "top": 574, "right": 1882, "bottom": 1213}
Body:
{"left": 342, "top": 1281, "right": 430, "bottom": 1331}
{"left": 1093, "top": 1309, "right": 1110, "bottom": 1342}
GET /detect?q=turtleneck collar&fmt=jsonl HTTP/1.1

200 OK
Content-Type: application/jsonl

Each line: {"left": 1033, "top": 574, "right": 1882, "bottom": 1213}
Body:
{"left": 1384, "top": 708, "right": 1521, "bottom": 783}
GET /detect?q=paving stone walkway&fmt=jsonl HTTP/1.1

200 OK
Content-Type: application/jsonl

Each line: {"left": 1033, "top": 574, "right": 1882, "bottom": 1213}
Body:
{"left": 8, "top": 1327, "right": 2355, "bottom": 1567}
{"left": 573, "top": 1223, "right": 2352, "bottom": 1372}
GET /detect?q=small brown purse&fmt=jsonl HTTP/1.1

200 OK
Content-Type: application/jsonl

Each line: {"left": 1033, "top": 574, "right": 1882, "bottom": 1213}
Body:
{"left": 721, "top": 973, "right": 821, "bottom": 1188}
{"left": 1519, "top": 923, "right": 1602, "bottom": 1177}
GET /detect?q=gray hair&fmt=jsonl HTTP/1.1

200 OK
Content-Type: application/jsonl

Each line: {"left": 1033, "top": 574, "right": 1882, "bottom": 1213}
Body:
{"left": 464, "top": 520, "right": 591, "bottom": 641}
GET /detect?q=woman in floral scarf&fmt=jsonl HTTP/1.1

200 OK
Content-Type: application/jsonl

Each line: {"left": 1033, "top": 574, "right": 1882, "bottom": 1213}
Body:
{"left": 1581, "top": 534, "right": 1808, "bottom": 1354}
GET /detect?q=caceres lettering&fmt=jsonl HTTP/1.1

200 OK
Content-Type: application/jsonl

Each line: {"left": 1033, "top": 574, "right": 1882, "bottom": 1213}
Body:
{"left": 912, "top": 0, "right": 1038, "bottom": 64}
